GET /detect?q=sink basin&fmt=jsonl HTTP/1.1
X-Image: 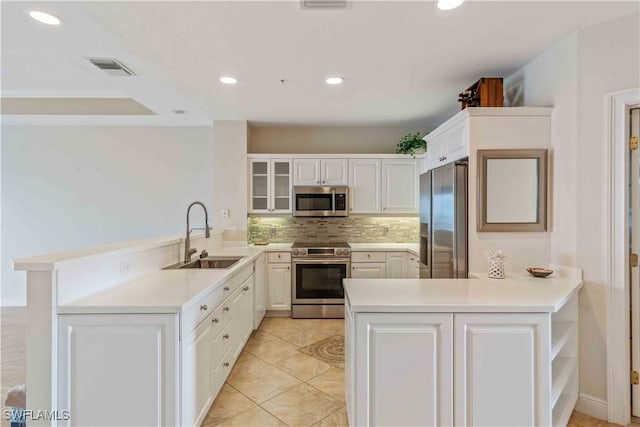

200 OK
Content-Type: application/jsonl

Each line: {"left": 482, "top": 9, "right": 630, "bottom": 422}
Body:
{"left": 164, "top": 257, "right": 243, "bottom": 270}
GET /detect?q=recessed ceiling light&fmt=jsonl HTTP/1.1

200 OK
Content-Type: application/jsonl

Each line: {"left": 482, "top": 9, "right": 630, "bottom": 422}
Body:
{"left": 326, "top": 77, "right": 344, "bottom": 85}
{"left": 29, "top": 10, "right": 62, "bottom": 26}
{"left": 437, "top": 0, "right": 464, "bottom": 10}
{"left": 220, "top": 76, "right": 238, "bottom": 85}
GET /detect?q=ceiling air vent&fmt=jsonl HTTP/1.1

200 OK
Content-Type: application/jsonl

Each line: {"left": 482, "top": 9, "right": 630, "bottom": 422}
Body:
{"left": 301, "top": 0, "right": 349, "bottom": 9}
{"left": 88, "top": 58, "right": 135, "bottom": 77}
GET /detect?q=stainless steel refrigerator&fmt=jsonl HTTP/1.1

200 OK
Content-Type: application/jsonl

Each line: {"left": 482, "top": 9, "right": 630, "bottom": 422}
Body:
{"left": 419, "top": 160, "right": 468, "bottom": 278}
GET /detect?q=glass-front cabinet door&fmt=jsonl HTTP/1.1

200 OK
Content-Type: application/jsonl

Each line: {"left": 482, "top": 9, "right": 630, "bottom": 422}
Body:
{"left": 271, "top": 160, "right": 291, "bottom": 213}
{"left": 249, "top": 158, "right": 291, "bottom": 213}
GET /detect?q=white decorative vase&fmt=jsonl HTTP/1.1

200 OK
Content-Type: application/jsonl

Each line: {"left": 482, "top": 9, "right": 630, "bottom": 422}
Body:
{"left": 488, "top": 258, "right": 505, "bottom": 279}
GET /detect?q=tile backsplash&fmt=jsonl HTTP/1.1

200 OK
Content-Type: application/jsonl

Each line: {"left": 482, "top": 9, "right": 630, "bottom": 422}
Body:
{"left": 248, "top": 215, "right": 419, "bottom": 243}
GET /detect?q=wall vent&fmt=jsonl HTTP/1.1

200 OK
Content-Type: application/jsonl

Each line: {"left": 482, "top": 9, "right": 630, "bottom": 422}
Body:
{"left": 88, "top": 58, "right": 135, "bottom": 76}
{"left": 301, "top": 0, "right": 349, "bottom": 9}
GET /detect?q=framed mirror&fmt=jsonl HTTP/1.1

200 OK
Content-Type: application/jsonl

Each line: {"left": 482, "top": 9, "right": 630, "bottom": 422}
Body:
{"left": 477, "top": 149, "right": 547, "bottom": 232}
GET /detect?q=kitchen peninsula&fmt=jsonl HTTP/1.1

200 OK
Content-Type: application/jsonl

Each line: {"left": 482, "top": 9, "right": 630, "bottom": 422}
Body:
{"left": 343, "top": 268, "right": 582, "bottom": 427}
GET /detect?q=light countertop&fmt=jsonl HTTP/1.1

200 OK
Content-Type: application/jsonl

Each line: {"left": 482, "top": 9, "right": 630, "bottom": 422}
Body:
{"left": 344, "top": 273, "right": 582, "bottom": 313}
{"left": 55, "top": 241, "right": 421, "bottom": 314}
{"left": 348, "top": 243, "right": 419, "bottom": 255}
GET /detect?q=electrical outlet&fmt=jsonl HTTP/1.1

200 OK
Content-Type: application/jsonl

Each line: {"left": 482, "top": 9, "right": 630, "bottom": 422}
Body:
{"left": 383, "top": 226, "right": 389, "bottom": 235}
{"left": 270, "top": 226, "right": 277, "bottom": 237}
{"left": 120, "top": 262, "right": 130, "bottom": 275}
{"left": 221, "top": 209, "right": 230, "bottom": 218}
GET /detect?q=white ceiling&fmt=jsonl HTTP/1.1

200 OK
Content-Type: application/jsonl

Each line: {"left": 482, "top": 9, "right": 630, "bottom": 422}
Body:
{"left": 1, "top": 1, "right": 638, "bottom": 128}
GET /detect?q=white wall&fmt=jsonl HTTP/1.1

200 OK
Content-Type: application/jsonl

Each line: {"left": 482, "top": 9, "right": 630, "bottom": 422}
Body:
{"left": 467, "top": 113, "right": 552, "bottom": 273}
{"left": 1, "top": 125, "right": 215, "bottom": 306}
{"left": 212, "top": 121, "right": 248, "bottom": 240}
{"left": 504, "top": 11, "right": 640, "bottom": 410}
{"left": 249, "top": 125, "right": 424, "bottom": 154}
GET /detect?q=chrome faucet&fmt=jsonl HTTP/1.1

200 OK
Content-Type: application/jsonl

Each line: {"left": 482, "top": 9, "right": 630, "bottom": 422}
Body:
{"left": 184, "top": 201, "right": 211, "bottom": 263}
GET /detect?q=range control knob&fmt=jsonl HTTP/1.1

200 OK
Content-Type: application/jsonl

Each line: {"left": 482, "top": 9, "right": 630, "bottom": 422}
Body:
{"left": 336, "top": 249, "right": 343, "bottom": 256}
{"left": 300, "top": 249, "right": 307, "bottom": 256}
{"left": 343, "top": 249, "right": 350, "bottom": 256}
{"left": 292, "top": 248, "right": 299, "bottom": 256}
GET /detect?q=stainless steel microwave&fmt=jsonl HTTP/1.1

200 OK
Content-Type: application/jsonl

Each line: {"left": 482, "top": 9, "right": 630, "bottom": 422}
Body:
{"left": 293, "top": 186, "right": 349, "bottom": 217}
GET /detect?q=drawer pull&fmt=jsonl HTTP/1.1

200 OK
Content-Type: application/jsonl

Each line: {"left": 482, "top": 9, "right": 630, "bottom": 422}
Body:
{"left": 212, "top": 318, "right": 219, "bottom": 324}
{"left": 223, "top": 307, "right": 230, "bottom": 312}
{"left": 278, "top": 254, "right": 281, "bottom": 258}
{"left": 200, "top": 304, "right": 208, "bottom": 311}
{"left": 367, "top": 254, "right": 371, "bottom": 258}
{"left": 223, "top": 362, "right": 230, "bottom": 367}
{"left": 287, "top": 266, "right": 290, "bottom": 270}
{"left": 223, "top": 334, "right": 230, "bottom": 339}
{"left": 243, "top": 286, "right": 250, "bottom": 291}
{"left": 224, "top": 286, "right": 230, "bottom": 291}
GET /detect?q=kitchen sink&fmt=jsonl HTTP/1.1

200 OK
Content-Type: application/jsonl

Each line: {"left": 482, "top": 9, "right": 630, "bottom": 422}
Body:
{"left": 164, "top": 257, "right": 243, "bottom": 270}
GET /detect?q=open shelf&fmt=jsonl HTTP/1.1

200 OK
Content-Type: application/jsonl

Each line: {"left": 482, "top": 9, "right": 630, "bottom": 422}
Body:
{"left": 551, "top": 322, "right": 576, "bottom": 361}
{"left": 551, "top": 357, "right": 577, "bottom": 409}
{"left": 552, "top": 392, "right": 579, "bottom": 427}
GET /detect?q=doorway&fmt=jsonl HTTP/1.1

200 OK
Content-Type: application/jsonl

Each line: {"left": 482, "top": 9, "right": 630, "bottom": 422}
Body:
{"left": 631, "top": 106, "right": 640, "bottom": 418}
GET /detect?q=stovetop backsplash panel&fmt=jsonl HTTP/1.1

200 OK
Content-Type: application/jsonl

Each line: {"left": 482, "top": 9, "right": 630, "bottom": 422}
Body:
{"left": 248, "top": 215, "right": 418, "bottom": 244}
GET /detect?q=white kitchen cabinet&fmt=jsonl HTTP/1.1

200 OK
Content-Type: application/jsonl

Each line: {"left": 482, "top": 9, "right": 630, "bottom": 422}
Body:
{"left": 423, "top": 110, "right": 471, "bottom": 171}
{"left": 352, "top": 313, "right": 454, "bottom": 426}
{"left": 249, "top": 158, "right": 292, "bottom": 213}
{"left": 57, "top": 263, "right": 258, "bottom": 427}
{"left": 351, "top": 262, "right": 386, "bottom": 278}
{"left": 267, "top": 262, "right": 291, "bottom": 310}
{"left": 454, "top": 313, "right": 550, "bottom": 426}
{"left": 348, "top": 159, "right": 381, "bottom": 213}
{"left": 182, "top": 312, "right": 215, "bottom": 427}
{"left": 253, "top": 254, "right": 266, "bottom": 329}
{"left": 385, "top": 252, "right": 407, "bottom": 278}
{"left": 381, "top": 159, "right": 418, "bottom": 213}
{"left": 57, "top": 314, "right": 180, "bottom": 427}
{"left": 346, "top": 289, "right": 579, "bottom": 427}
{"left": 230, "top": 277, "right": 254, "bottom": 361}
{"left": 293, "top": 158, "right": 348, "bottom": 186}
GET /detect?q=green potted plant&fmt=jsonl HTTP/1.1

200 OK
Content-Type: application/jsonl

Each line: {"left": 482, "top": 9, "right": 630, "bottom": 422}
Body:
{"left": 395, "top": 132, "right": 426, "bottom": 157}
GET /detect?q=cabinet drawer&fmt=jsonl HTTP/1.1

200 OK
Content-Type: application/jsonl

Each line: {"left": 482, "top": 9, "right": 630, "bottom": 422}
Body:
{"left": 181, "top": 286, "right": 224, "bottom": 338}
{"left": 214, "top": 346, "right": 234, "bottom": 397}
{"left": 213, "top": 321, "right": 233, "bottom": 367}
{"left": 268, "top": 252, "right": 291, "bottom": 263}
{"left": 351, "top": 251, "right": 386, "bottom": 263}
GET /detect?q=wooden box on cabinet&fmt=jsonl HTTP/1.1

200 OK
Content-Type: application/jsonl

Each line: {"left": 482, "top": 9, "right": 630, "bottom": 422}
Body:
{"left": 458, "top": 77, "right": 503, "bottom": 110}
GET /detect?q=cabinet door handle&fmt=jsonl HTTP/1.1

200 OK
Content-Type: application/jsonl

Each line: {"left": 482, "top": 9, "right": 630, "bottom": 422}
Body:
{"left": 212, "top": 318, "right": 219, "bottom": 324}
{"left": 287, "top": 266, "right": 290, "bottom": 270}
{"left": 278, "top": 254, "right": 281, "bottom": 258}
{"left": 322, "top": 180, "right": 325, "bottom": 184}
{"left": 367, "top": 254, "right": 371, "bottom": 258}
{"left": 223, "top": 307, "right": 230, "bottom": 312}
{"left": 223, "top": 334, "right": 230, "bottom": 339}
{"left": 224, "top": 286, "right": 230, "bottom": 291}
{"left": 223, "top": 362, "right": 230, "bottom": 367}
{"left": 200, "top": 304, "right": 208, "bottom": 311}
{"left": 352, "top": 266, "right": 355, "bottom": 270}
{"left": 243, "top": 286, "right": 250, "bottom": 291}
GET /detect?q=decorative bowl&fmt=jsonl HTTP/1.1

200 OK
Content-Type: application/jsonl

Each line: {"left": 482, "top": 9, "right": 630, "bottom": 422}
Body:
{"left": 526, "top": 267, "right": 553, "bottom": 278}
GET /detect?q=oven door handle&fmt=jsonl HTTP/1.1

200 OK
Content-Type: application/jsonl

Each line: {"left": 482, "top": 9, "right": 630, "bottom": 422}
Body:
{"left": 292, "top": 258, "right": 350, "bottom": 265}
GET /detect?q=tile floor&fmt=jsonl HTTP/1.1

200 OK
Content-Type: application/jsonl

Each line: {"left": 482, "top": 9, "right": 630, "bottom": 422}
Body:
{"left": 0, "top": 307, "right": 637, "bottom": 426}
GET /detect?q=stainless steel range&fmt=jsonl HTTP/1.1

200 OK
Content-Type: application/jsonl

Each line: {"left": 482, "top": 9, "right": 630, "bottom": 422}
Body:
{"left": 291, "top": 241, "right": 351, "bottom": 318}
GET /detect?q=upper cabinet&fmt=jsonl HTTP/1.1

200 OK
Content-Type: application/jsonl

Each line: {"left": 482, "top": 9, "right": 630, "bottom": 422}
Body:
{"left": 381, "top": 159, "right": 418, "bottom": 213}
{"left": 293, "top": 159, "right": 348, "bottom": 186}
{"left": 424, "top": 118, "right": 469, "bottom": 172}
{"left": 249, "top": 159, "right": 292, "bottom": 214}
{"left": 349, "top": 159, "right": 381, "bottom": 214}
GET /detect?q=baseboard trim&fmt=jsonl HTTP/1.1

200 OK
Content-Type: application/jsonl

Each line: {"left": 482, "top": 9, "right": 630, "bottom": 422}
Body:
{"left": 575, "top": 393, "right": 608, "bottom": 421}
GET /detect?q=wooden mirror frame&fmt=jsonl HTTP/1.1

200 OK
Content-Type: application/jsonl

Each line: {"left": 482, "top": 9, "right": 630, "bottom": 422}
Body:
{"left": 477, "top": 148, "right": 547, "bottom": 232}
